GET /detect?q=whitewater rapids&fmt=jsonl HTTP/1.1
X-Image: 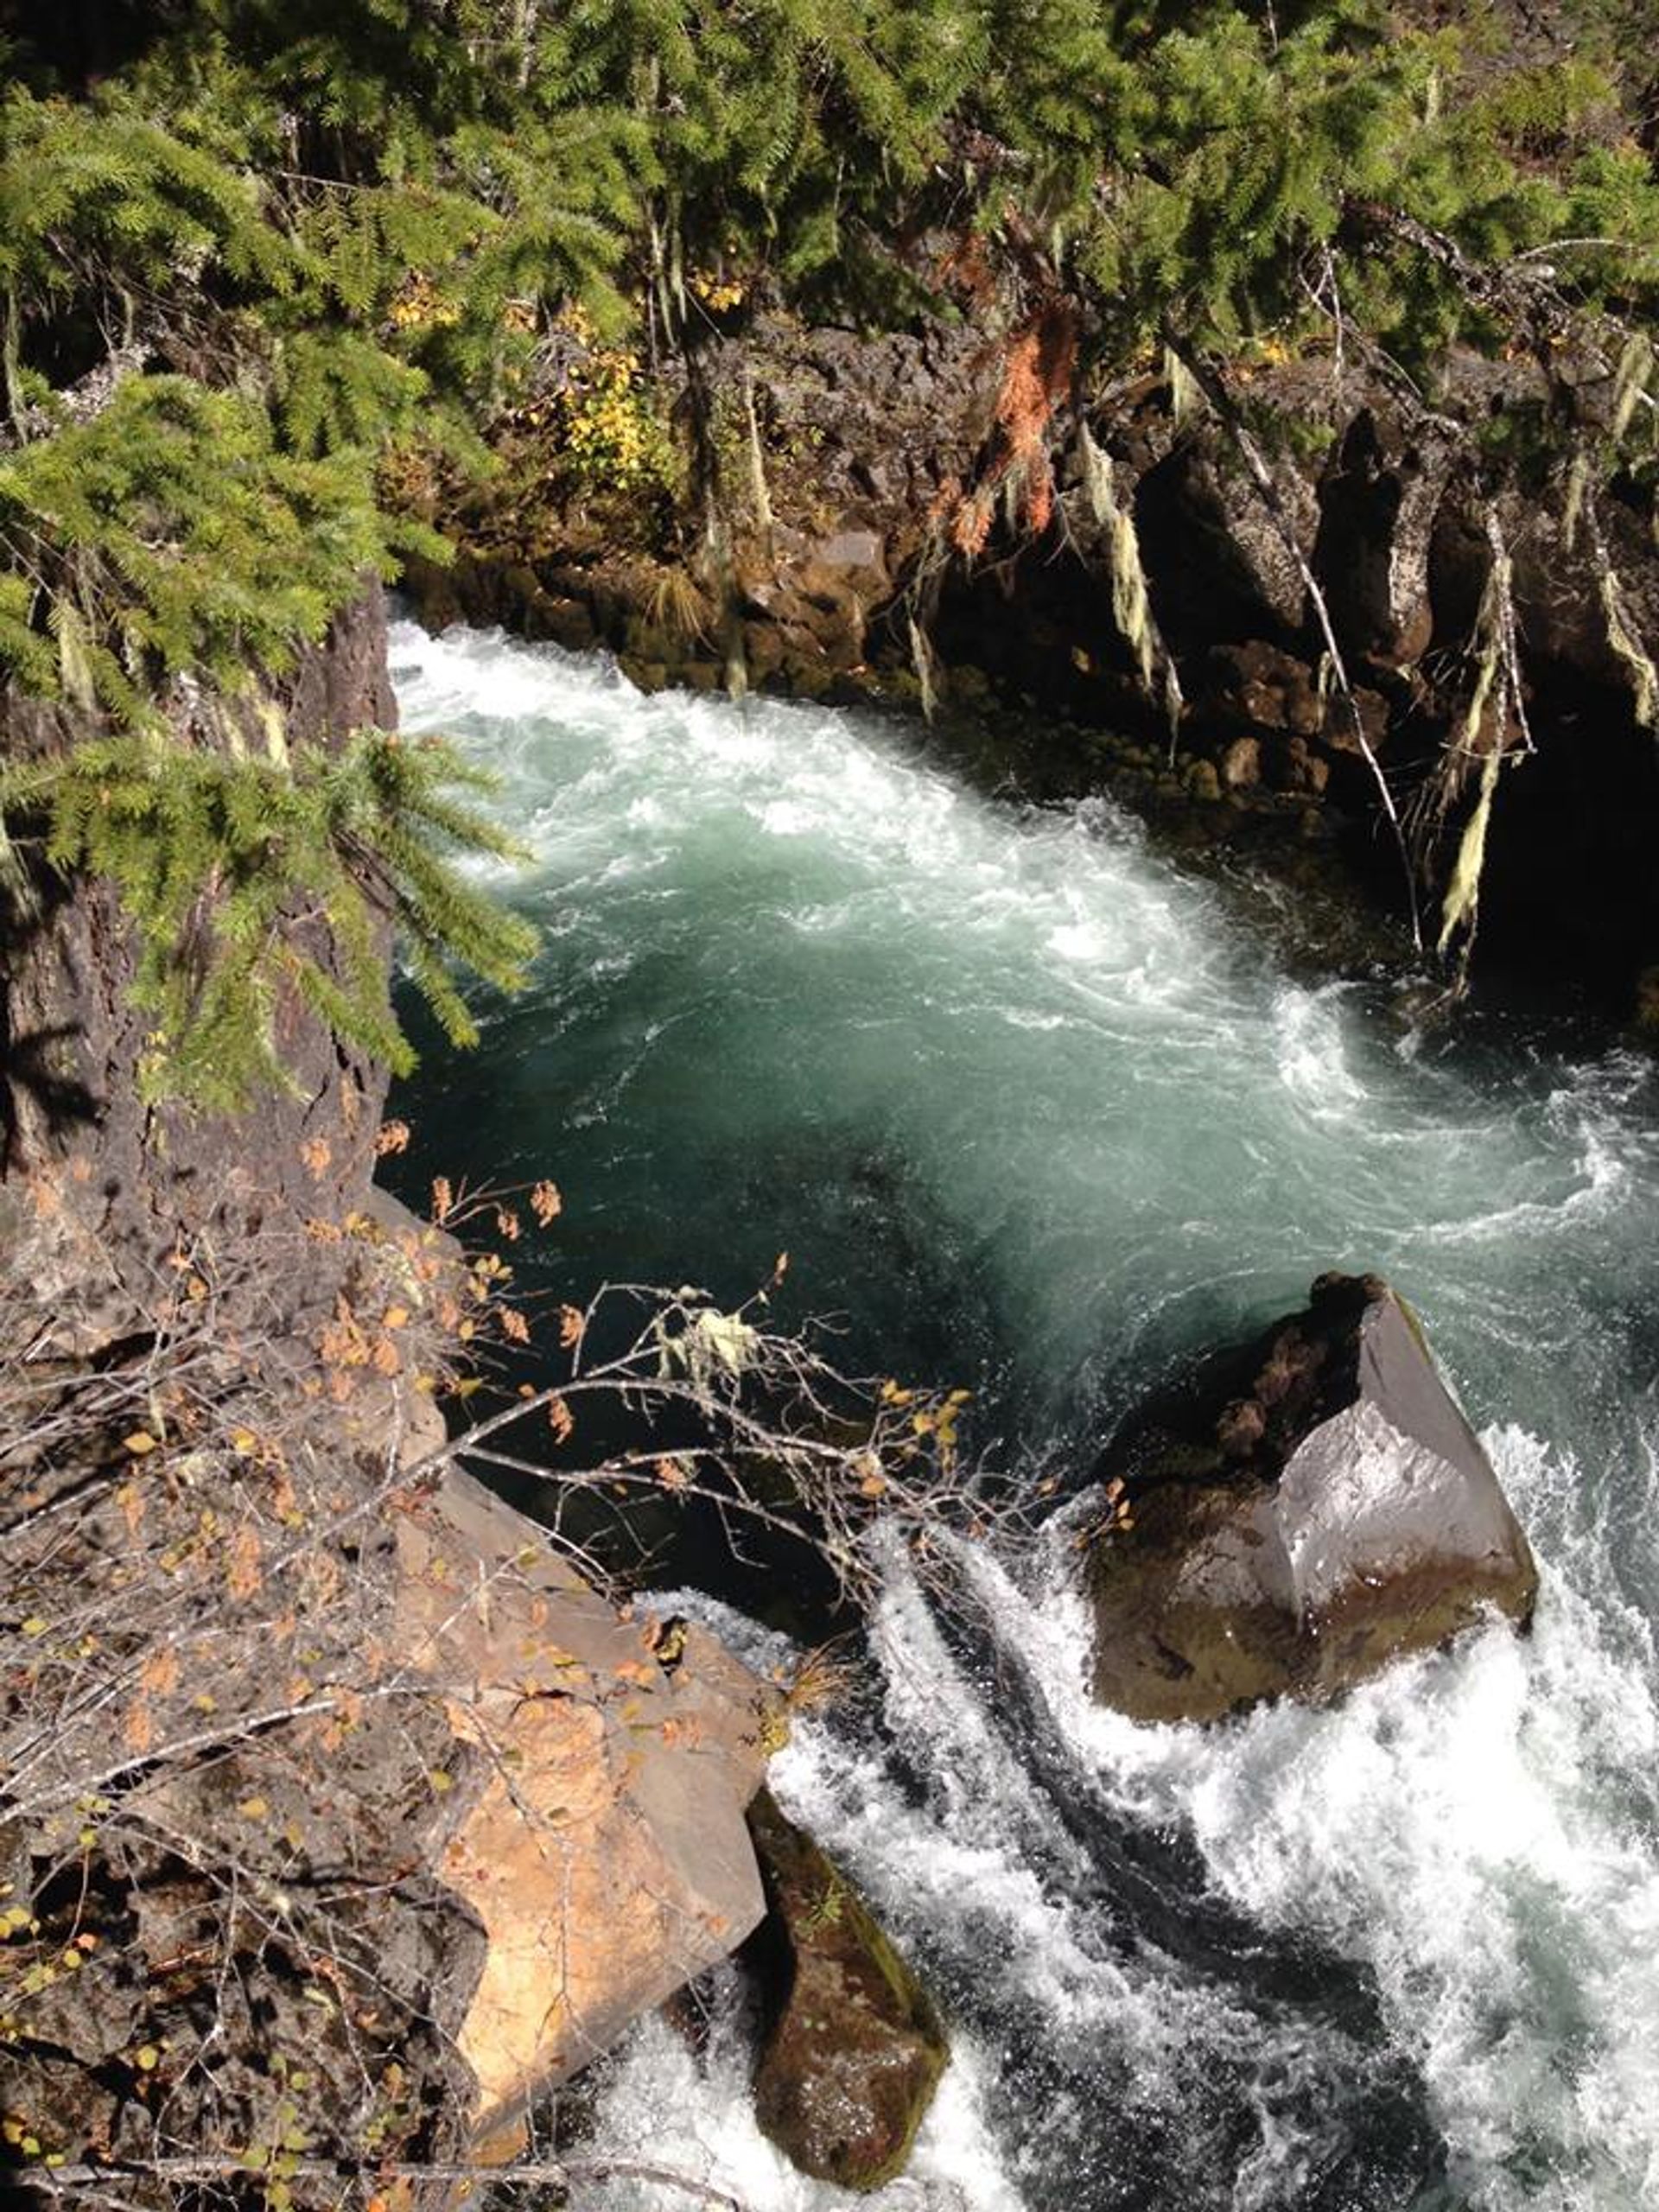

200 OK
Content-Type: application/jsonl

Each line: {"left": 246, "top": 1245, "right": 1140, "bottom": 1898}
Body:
{"left": 390, "top": 621, "right": 1659, "bottom": 2212}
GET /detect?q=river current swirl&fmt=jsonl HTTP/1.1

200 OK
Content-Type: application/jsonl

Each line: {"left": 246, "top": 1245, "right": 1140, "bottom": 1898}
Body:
{"left": 390, "top": 620, "right": 1659, "bottom": 2212}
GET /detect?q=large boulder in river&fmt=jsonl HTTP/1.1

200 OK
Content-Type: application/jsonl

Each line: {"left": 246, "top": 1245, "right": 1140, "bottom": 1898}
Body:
{"left": 747, "top": 1789, "right": 947, "bottom": 2191}
{"left": 1085, "top": 1273, "right": 1538, "bottom": 1724}
{"left": 396, "top": 1466, "right": 779, "bottom": 2151}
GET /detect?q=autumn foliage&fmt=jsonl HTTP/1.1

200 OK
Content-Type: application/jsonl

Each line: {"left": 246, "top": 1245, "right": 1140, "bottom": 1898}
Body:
{"left": 0, "top": 1123, "right": 1007, "bottom": 2207}
{"left": 950, "top": 301, "right": 1078, "bottom": 557}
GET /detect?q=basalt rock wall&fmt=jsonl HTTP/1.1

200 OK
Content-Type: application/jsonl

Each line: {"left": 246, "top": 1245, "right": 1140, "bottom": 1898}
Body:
{"left": 404, "top": 315, "right": 1659, "bottom": 1018}
{"left": 0, "top": 583, "right": 399, "bottom": 1332}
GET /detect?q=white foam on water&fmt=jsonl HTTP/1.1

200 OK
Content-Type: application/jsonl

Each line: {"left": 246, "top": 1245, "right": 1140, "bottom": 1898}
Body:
{"left": 390, "top": 621, "right": 1659, "bottom": 2209}
{"left": 1271, "top": 982, "right": 1366, "bottom": 1121}
{"left": 571, "top": 1967, "right": 1021, "bottom": 2212}
{"left": 936, "top": 1429, "right": 1659, "bottom": 2212}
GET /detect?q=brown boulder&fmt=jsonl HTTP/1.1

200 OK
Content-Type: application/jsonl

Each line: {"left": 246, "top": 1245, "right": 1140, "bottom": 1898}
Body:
{"left": 1086, "top": 1273, "right": 1537, "bottom": 1724}
{"left": 395, "top": 1467, "right": 780, "bottom": 2148}
{"left": 748, "top": 1789, "right": 946, "bottom": 2192}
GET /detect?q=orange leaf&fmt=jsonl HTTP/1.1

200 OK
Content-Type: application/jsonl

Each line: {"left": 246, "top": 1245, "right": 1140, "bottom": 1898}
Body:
{"left": 227, "top": 1527, "right": 264, "bottom": 1601}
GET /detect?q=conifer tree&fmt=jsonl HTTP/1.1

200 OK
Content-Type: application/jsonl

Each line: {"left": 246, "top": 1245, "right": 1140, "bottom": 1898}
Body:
{"left": 3, "top": 0, "right": 1658, "bottom": 1103}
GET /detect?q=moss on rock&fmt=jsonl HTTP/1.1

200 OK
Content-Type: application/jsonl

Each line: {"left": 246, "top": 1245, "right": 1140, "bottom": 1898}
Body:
{"left": 746, "top": 1789, "right": 946, "bottom": 2191}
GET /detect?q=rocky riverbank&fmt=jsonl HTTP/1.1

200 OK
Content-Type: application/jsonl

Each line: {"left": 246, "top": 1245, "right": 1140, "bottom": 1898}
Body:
{"left": 401, "top": 304, "right": 1659, "bottom": 1024}
{"left": 0, "top": 592, "right": 791, "bottom": 2204}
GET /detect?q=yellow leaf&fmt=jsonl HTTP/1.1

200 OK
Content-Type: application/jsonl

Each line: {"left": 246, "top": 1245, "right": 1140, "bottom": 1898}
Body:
{"left": 383, "top": 1306, "right": 410, "bottom": 1331}
{"left": 124, "top": 1432, "right": 158, "bottom": 1457}
{"left": 136, "top": 2045, "right": 160, "bottom": 2072}
{"left": 237, "top": 1796, "right": 269, "bottom": 1821}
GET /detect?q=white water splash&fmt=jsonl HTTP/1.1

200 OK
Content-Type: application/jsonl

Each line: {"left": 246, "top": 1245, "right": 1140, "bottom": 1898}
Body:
{"left": 390, "top": 622, "right": 1659, "bottom": 2210}
{"left": 574, "top": 1980, "right": 1021, "bottom": 2212}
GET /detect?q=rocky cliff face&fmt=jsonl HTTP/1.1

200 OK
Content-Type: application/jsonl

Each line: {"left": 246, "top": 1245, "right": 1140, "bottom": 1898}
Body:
{"left": 0, "top": 589, "right": 788, "bottom": 2207}
{"left": 0, "top": 582, "right": 398, "bottom": 1333}
{"left": 404, "top": 313, "right": 1659, "bottom": 1019}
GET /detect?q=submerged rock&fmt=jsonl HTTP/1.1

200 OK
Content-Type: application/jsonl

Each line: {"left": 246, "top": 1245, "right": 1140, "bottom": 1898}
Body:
{"left": 1085, "top": 1272, "right": 1538, "bottom": 1724}
{"left": 747, "top": 1789, "right": 947, "bottom": 2190}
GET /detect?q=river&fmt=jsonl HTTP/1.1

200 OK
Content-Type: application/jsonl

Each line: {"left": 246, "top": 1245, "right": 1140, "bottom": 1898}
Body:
{"left": 388, "top": 619, "right": 1659, "bottom": 2212}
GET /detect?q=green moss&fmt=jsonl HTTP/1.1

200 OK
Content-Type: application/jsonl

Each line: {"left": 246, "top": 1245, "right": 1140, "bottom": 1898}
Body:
{"left": 748, "top": 1790, "right": 947, "bottom": 2192}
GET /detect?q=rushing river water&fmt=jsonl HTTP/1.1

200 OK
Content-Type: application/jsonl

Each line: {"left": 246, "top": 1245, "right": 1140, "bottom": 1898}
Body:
{"left": 389, "top": 620, "right": 1659, "bottom": 2212}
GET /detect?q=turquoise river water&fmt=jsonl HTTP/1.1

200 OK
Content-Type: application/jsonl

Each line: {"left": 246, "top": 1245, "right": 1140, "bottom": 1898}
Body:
{"left": 390, "top": 620, "right": 1659, "bottom": 2212}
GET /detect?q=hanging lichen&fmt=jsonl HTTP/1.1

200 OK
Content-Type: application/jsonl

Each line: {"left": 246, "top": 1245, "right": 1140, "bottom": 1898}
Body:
{"left": 1424, "top": 506, "right": 1530, "bottom": 974}
{"left": 1459, "top": 559, "right": 1505, "bottom": 760}
{"left": 1437, "top": 742, "right": 1503, "bottom": 957}
{"left": 1611, "top": 332, "right": 1653, "bottom": 448}
{"left": 907, "top": 613, "right": 937, "bottom": 724}
{"left": 1599, "top": 559, "right": 1659, "bottom": 728}
{"left": 51, "top": 598, "right": 98, "bottom": 714}
{"left": 655, "top": 1305, "right": 760, "bottom": 1397}
{"left": 743, "top": 368, "right": 774, "bottom": 548}
{"left": 1164, "top": 346, "right": 1201, "bottom": 430}
{"left": 1079, "top": 419, "right": 1183, "bottom": 742}
{"left": 1562, "top": 450, "right": 1590, "bottom": 555}
{"left": 1080, "top": 422, "right": 1154, "bottom": 691}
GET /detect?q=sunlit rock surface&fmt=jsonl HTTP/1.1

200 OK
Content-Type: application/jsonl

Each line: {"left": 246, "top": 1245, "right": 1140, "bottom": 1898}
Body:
{"left": 394, "top": 1467, "right": 779, "bottom": 2148}
{"left": 1086, "top": 1273, "right": 1538, "bottom": 1723}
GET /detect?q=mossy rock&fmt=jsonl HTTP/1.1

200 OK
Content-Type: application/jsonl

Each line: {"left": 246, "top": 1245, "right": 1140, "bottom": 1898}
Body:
{"left": 747, "top": 1791, "right": 946, "bottom": 2191}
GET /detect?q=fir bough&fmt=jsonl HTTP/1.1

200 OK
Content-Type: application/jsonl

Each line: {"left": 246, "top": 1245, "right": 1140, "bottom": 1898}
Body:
{"left": 0, "top": 728, "right": 537, "bottom": 1110}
